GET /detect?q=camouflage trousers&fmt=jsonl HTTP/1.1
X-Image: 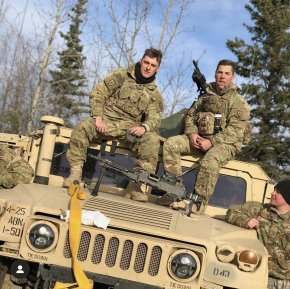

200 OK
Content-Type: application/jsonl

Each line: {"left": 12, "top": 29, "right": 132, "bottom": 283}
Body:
{"left": 268, "top": 277, "right": 289, "bottom": 289}
{"left": 163, "top": 134, "right": 238, "bottom": 202}
{"left": 66, "top": 117, "right": 161, "bottom": 174}
{"left": 0, "top": 159, "right": 34, "bottom": 189}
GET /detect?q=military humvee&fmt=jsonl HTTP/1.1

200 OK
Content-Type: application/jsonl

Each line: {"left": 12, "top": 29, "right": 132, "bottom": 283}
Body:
{"left": 0, "top": 115, "right": 273, "bottom": 289}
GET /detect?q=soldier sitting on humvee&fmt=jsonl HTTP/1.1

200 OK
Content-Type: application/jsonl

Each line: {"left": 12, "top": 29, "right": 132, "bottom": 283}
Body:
{"left": 158, "top": 60, "right": 251, "bottom": 214}
{"left": 0, "top": 144, "right": 34, "bottom": 189}
{"left": 63, "top": 48, "right": 164, "bottom": 203}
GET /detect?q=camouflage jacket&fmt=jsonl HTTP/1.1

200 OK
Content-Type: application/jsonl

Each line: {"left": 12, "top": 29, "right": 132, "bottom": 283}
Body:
{"left": 0, "top": 144, "right": 34, "bottom": 189}
{"left": 90, "top": 65, "right": 163, "bottom": 133}
{"left": 226, "top": 201, "right": 290, "bottom": 280}
{"left": 184, "top": 82, "right": 250, "bottom": 150}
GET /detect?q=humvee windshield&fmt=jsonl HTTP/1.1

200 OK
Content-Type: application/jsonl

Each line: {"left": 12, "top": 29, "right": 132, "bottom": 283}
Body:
{"left": 51, "top": 143, "right": 246, "bottom": 209}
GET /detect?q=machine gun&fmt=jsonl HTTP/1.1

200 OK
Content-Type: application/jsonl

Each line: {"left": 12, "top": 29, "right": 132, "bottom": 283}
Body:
{"left": 88, "top": 153, "right": 204, "bottom": 212}
{"left": 192, "top": 60, "right": 207, "bottom": 97}
{"left": 88, "top": 153, "right": 188, "bottom": 202}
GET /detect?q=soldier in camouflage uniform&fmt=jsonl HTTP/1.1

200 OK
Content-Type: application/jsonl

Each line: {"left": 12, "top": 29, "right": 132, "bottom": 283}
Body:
{"left": 226, "top": 179, "right": 290, "bottom": 289}
{"left": 0, "top": 144, "right": 34, "bottom": 189}
{"left": 63, "top": 48, "right": 164, "bottom": 202}
{"left": 160, "top": 60, "right": 250, "bottom": 213}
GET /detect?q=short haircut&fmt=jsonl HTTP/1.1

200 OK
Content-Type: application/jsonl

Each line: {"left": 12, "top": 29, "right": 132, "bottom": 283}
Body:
{"left": 216, "top": 59, "right": 235, "bottom": 74}
{"left": 142, "top": 47, "right": 163, "bottom": 65}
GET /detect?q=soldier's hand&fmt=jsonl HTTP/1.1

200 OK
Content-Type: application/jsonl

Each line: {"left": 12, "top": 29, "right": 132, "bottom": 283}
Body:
{"left": 197, "top": 138, "right": 212, "bottom": 152}
{"left": 95, "top": 117, "right": 107, "bottom": 133}
{"left": 189, "top": 133, "right": 202, "bottom": 149}
{"left": 129, "top": 126, "right": 146, "bottom": 137}
{"left": 245, "top": 217, "right": 260, "bottom": 229}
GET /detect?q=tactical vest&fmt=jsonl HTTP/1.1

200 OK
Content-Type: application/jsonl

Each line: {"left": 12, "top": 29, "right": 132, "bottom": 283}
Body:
{"left": 105, "top": 76, "right": 152, "bottom": 119}
{"left": 197, "top": 93, "right": 252, "bottom": 144}
{"left": 197, "top": 94, "right": 224, "bottom": 136}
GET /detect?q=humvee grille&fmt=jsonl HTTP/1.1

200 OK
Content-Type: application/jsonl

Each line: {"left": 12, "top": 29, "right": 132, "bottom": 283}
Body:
{"left": 134, "top": 243, "right": 147, "bottom": 273}
{"left": 105, "top": 237, "right": 119, "bottom": 267}
{"left": 91, "top": 234, "right": 105, "bottom": 264}
{"left": 63, "top": 231, "right": 162, "bottom": 276}
{"left": 120, "top": 240, "right": 133, "bottom": 270}
{"left": 83, "top": 197, "right": 173, "bottom": 230}
{"left": 78, "top": 231, "right": 91, "bottom": 261}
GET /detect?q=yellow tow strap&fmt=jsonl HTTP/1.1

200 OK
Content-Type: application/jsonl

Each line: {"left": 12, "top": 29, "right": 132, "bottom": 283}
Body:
{"left": 54, "top": 183, "right": 94, "bottom": 289}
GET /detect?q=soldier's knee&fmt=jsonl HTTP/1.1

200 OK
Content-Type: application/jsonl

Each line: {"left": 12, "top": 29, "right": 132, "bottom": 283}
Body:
{"left": 71, "top": 119, "right": 96, "bottom": 143}
{"left": 70, "top": 131, "right": 88, "bottom": 148}
{"left": 163, "top": 137, "right": 178, "bottom": 153}
{"left": 139, "top": 133, "right": 160, "bottom": 150}
{"left": 165, "top": 135, "right": 188, "bottom": 151}
{"left": 140, "top": 132, "right": 158, "bottom": 142}
{"left": 200, "top": 157, "right": 220, "bottom": 172}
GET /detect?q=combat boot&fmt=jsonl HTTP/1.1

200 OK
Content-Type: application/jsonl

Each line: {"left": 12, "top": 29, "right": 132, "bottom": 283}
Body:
{"left": 172, "top": 195, "right": 206, "bottom": 215}
{"left": 63, "top": 163, "right": 83, "bottom": 188}
{"left": 156, "top": 194, "right": 173, "bottom": 206}
{"left": 123, "top": 181, "right": 148, "bottom": 202}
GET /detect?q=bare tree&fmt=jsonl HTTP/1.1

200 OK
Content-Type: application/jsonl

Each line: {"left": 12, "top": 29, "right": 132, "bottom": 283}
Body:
{"left": 1, "top": 0, "right": 198, "bottom": 133}
{"left": 0, "top": 0, "right": 8, "bottom": 21}
{"left": 163, "top": 53, "right": 194, "bottom": 117}
{"left": 0, "top": 0, "right": 75, "bottom": 133}
{"left": 90, "top": 0, "right": 151, "bottom": 67}
{"left": 87, "top": 0, "right": 195, "bottom": 116}
{"left": 0, "top": 0, "right": 29, "bottom": 116}
{"left": 0, "top": 0, "right": 39, "bottom": 134}
{"left": 0, "top": 34, "right": 39, "bottom": 133}
{"left": 26, "top": 0, "right": 65, "bottom": 134}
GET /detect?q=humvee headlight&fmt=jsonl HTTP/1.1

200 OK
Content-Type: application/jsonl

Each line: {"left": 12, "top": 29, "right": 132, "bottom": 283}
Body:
{"left": 168, "top": 250, "right": 200, "bottom": 282}
{"left": 26, "top": 221, "right": 58, "bottom": 252}
{"left": 30, "top": 224, "right": 54, "bottom": 248}
{"left": 237, "top": 250, "right": 260, "bottom": 272}
{"left": 216, "top": 244, "right": 235, "bottom": 263}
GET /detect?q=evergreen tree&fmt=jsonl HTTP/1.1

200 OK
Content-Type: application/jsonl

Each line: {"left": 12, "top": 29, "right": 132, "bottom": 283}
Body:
{"left": 50, "top": 0, "right": 88, "bottom": 126}
{"left": 227, "top": 0, "right": 290, "bottom": 179}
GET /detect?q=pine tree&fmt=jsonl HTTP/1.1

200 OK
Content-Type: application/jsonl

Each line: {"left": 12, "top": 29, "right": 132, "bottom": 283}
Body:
{"left": 50, "top": 0, "right": 88, "bottom": 126}
{"left": 227, "top": 0, "right": 290, "bottom": 179}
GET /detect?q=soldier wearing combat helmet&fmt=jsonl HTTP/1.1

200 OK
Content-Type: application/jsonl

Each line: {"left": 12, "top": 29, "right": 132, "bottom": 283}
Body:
{"left": 226, "top": 179, "right": 290, "bottom": 289}
{"left": 63, "top": 48, "right": 163, "bottom": 202}
{"left": 159, "top": 59, "right": 251, "bottom": 214}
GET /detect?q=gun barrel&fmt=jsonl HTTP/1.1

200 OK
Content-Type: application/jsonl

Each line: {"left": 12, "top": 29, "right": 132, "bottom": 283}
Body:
{"left": 192, "top": 59, "right": 207, "bottom": 96}
{"left": 192, "top": 60, "right": 201, "bottom": 73}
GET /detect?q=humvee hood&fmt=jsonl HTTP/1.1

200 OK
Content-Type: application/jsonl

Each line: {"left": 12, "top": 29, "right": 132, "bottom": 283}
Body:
{"left": 174, "top": 213, "right": 263, "bottom": 250}
{"left": 0, "top": 183, "right": 70, "bottom": 216}
{"left": 83, "top": 192, "right": 263, "bottom": 251}
{"left": 0, "top": 184, "right": 262, "bottom": 251}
